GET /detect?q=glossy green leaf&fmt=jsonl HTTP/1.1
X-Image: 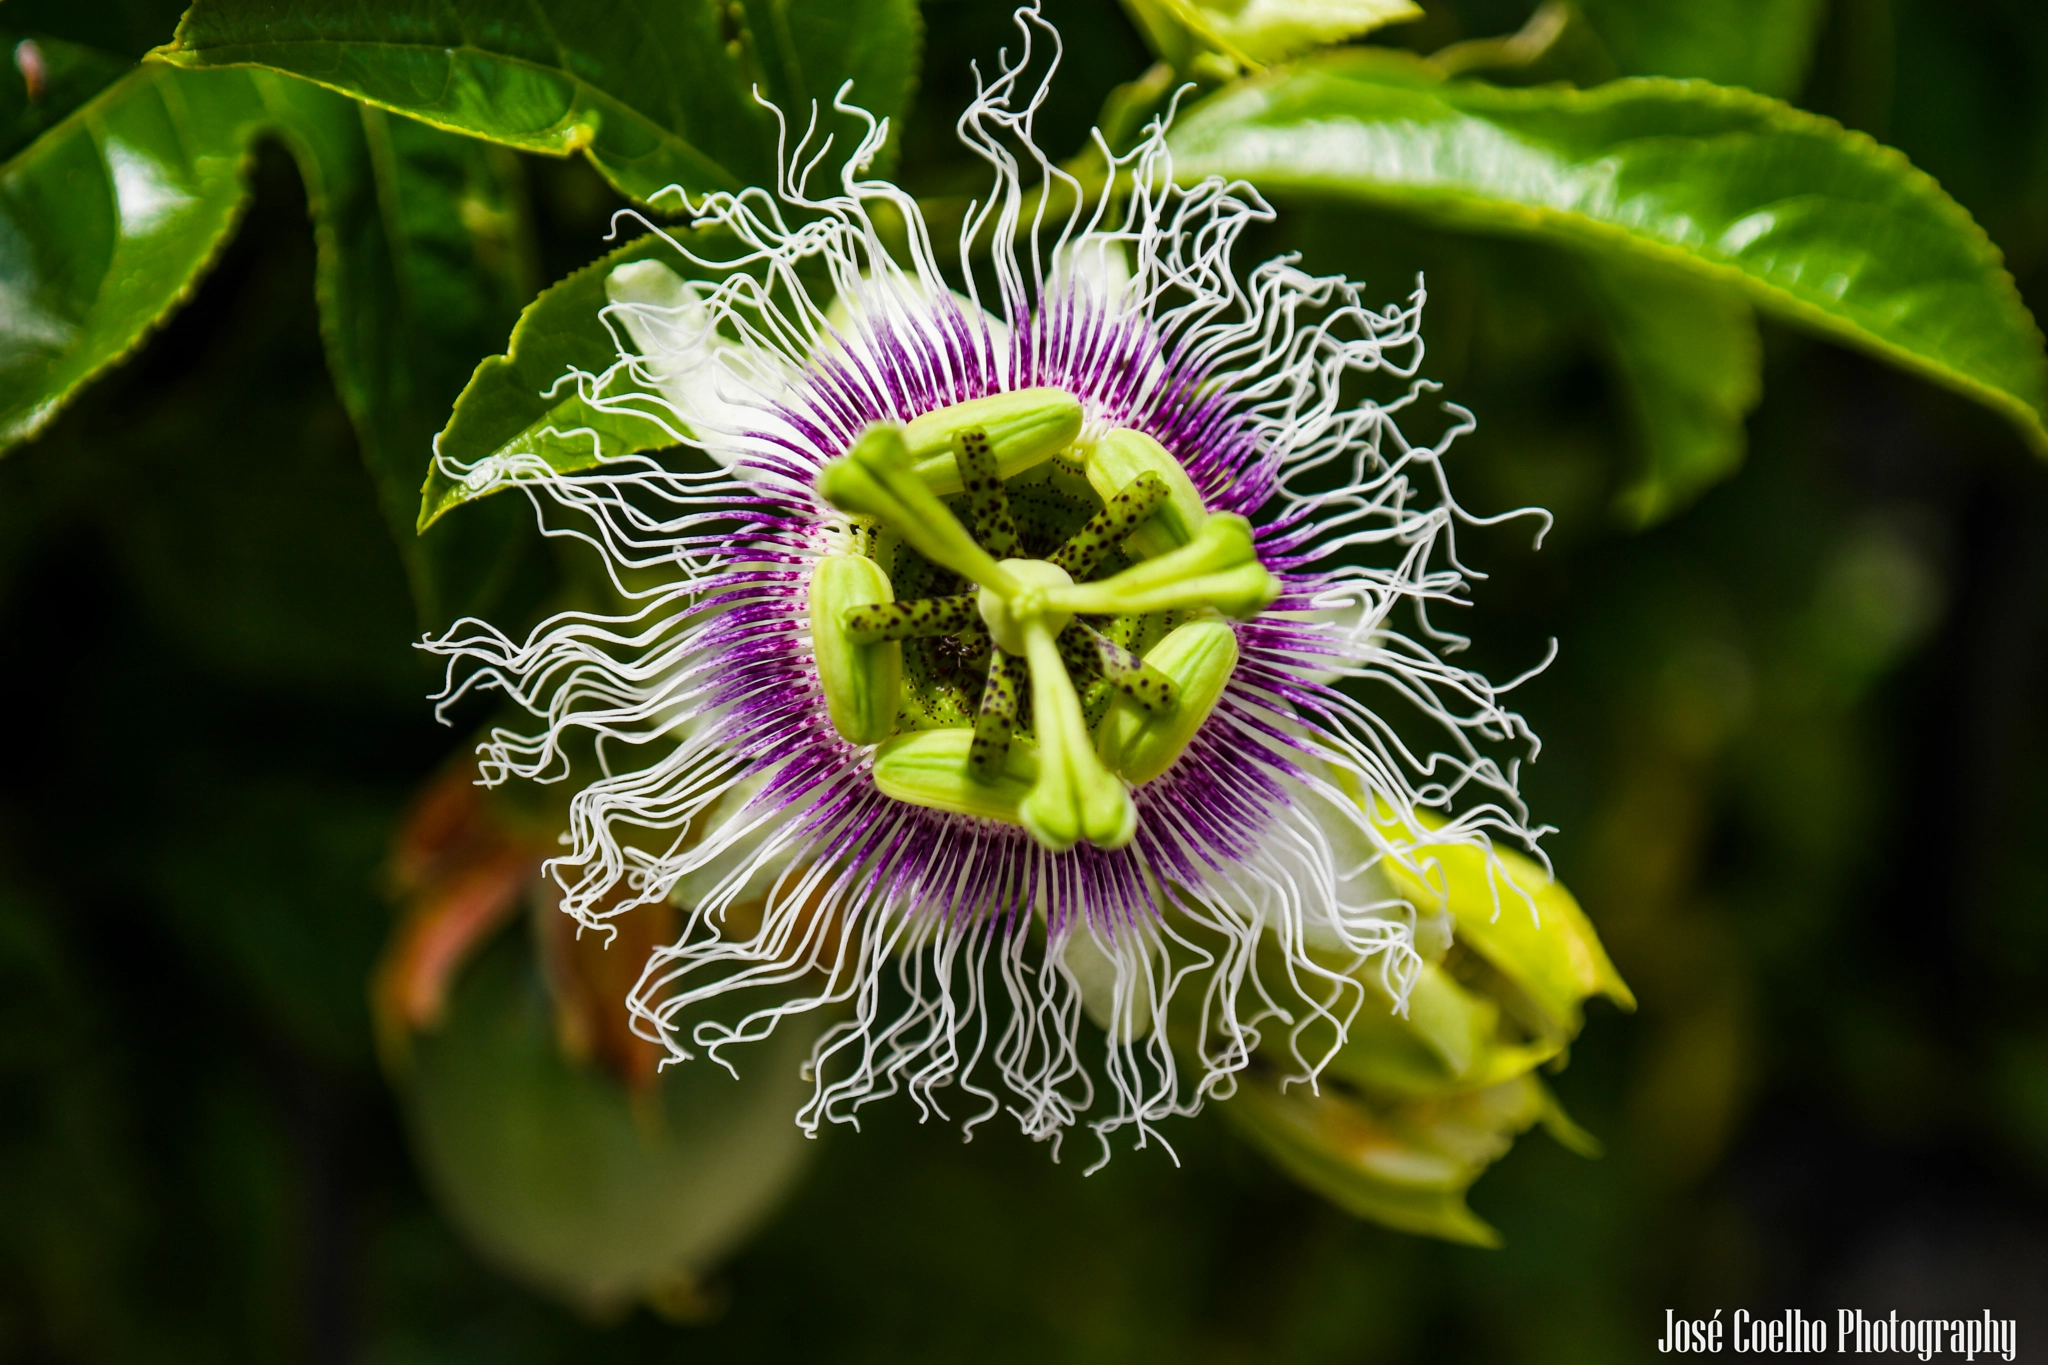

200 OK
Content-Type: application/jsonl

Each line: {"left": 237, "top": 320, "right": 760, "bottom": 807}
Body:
{"left": 264, "top": 79, "right": 541, "bottom": 624}
{"left": 1, "top": 29, "right": 135, "bottom": 163}
{"left": 151, "top": 0, "right": 921, "bottom": 206}
{"left": 418, "top": 234, "right": 687, "bottom": 529}
{"left": 1576, "top": 0, "right": 1827, "bottom": 97}
{"left": 0, "top": 64, "right": 273, "bottom": 448}
{"left": 1585, "top": 255, "right": 1763, "bottom": 525}
{"left": 1169, "top": 51, "right": 2048, "bottom": 455}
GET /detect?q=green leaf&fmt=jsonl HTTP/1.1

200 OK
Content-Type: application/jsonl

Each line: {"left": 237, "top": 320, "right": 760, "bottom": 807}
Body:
{"left": 1575, "top": 0, "right": 1828, "bottom": 97}
{"left": 151, "top": 0, "right": 921, "bottom": 206}
{"left": 1168, "top": 51, "right": 2048, "bottom": 455}
{"left": 419, "top": 234, "right": 685, "bottom": 530}
{"left": 0, "top": 64, "right": 273, "bottom": 448}
{"left": 0, "top": 56, "right": 541, "bottom": 620}
{"left": 262, "top": 79, "right": 541, "bottom": 624}
{"left": 1, "top": 30, "right": 136, "bottom": 163}
{"left": 1584, "top": 255, "right": 1763, "bottom": 525}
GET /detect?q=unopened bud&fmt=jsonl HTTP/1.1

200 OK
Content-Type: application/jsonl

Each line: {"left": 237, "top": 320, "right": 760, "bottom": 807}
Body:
{"left": 1376, "top": 833, "right": 1634, "bottom": 1043}
{"left": 873, "top": 728, "right": 1040, "bottom": 824}
{"left": 904, "top": 388, "right": 1084, "bottom": 494}
{"left": 1321, "top": 962, "right": 1562, "bottom": 1098}
{"left": 1097, "top": 621, "right": 1239, "bottom": 783}
{"left": 810, "top": 555, "right": 902, "bottom": 745}
{"left": 1084, "top": 428, "right": 1208, "bottom": 557}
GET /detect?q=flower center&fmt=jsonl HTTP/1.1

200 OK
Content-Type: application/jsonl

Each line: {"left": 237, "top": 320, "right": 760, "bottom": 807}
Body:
{"left": 812, "top": 389, "right": 1279, "bottom": 852}
{"left": 977, "top": 559, "right": 1073, "bottom": 655}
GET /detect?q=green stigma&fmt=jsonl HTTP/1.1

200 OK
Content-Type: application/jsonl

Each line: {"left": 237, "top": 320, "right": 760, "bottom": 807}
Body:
{"left": 813, "top": 393, "right": 1269, "bottom": 852}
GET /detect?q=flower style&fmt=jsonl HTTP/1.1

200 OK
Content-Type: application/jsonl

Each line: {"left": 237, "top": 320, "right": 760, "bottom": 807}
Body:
{"left": 426, "top": 7, "right": 1571, "bottom": 1166}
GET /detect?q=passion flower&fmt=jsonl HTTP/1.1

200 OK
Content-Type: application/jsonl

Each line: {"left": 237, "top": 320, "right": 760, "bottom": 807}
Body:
{"left": 426, "top": 8, "right": 1566, "bottom": 1165}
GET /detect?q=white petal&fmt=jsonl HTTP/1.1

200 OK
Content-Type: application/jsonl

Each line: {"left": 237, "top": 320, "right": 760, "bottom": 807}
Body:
{"left": 605, "top": 261, "right": 775, "bottom": 452}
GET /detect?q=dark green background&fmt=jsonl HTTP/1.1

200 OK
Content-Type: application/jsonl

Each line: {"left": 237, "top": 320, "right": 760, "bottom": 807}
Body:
{"left": 2, "top": 0, "right": 2045, "bottom": 1359}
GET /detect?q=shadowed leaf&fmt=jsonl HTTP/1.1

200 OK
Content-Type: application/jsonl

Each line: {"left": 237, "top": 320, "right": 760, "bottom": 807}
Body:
{"left": 1170, "top": 51, "right": 2048, "bottom": 455}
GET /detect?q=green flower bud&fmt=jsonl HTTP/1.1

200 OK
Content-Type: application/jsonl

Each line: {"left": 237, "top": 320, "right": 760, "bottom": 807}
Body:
{"left": 1083, "top": 427, "right": 1209, "bottom": 558}
{"left": 903, "top": 387, "right": 1084, "bottom": 495}
{"left": 873, "top": 728, "right": 1042, "bottom": 825}
{"left": 1096, "top": 620, "right": 1239, "bottom": 784}
{"left": 1218, "top": 1064, "right": 1587, "bottom": 1248}
{"left": 1312, "top": 962, "right": 1564, "bottom": 1098}
{"left": 1378, "top": 829, "right": 1635, "bottom": 1043}
{"left": 810, "top": 555, "right": 902, "bottom": 746}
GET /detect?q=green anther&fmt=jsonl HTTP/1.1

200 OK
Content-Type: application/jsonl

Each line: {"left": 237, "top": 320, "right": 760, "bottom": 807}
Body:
{"left": 954, "top": 427, "right": 1022, "bottom": 558}
{"left": 1020, "top": 619, "right": 1137, "bottom": 852}
{"left": 874, "top": 728, "right": 1040, "bottom": 825}
{"left": 1047, "top": 472, "right": 1170, "bottom": 578}
{"left": 1084, "top": 428, "right": 1209, "bottom": 558}
{"left": 969, "top": 651, "right": 1023, "bottom": 783}
{"left": 1096, "top": 621, "right": 1240, "bottom": 784}
{"left": 904, "top": 388, "right": 1084, "bottom": 495}
{"left": 1075, "top": 623, "right": 1178, "bottom": 714}
{"left": 1044, "top": 514, "right": 1280, "bottom": 620}
{"left": 1056, "top": 622, "right": 1101, "bottom": 682}
{"left": 810, "top": 554, "right": 903, "bottom": 746}
{"left": 817, "top": 424, "right": 1020, "bottom": 598}
{"left": 844, "top": 594, "right": 977, "bottom": 644}
{"left": 977, "top": 559, "right": 1074, "bottom": 656}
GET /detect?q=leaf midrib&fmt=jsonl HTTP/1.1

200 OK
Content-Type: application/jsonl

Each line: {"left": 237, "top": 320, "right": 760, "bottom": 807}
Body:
{"left": 153, "top": 36, "right": 749, "bottom": 191}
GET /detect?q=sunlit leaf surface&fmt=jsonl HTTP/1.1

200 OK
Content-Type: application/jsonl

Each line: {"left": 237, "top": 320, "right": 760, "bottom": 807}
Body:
{"left": 419, "top": 234, "right": 683, "bottom": 529}
{"left": 0, "top": 65, "right": 271, "bottom": 447}
{"left": 153, "top": 0, "right": 921, "bottom": 204}
{"left": 1169, "top": 50, "right": 2048, "bottom": 453}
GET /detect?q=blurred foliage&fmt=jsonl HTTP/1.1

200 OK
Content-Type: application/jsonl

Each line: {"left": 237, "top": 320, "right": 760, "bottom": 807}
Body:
{"left": 2, "top": 0, "right": 2046, "bottom": 1360}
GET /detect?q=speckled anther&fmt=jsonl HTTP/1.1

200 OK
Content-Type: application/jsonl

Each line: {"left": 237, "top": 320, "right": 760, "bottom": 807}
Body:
{"left": 1075, "top": 623, "right": 1178, "bottom": 713}
{"left": 969, "top": 652, "right": 1023, "bottom": 782}
{"left": 844, "top": 594, "right": 978, "bottom": 644}
{"left": 955, "top": 428, "right": 1021, "bottom": 559}
{"left": 1048, "top": 472, "right": 1169, "bottom": 579}
{"left": 1056, "top": 622, "right": 1101, "bottom": 683}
